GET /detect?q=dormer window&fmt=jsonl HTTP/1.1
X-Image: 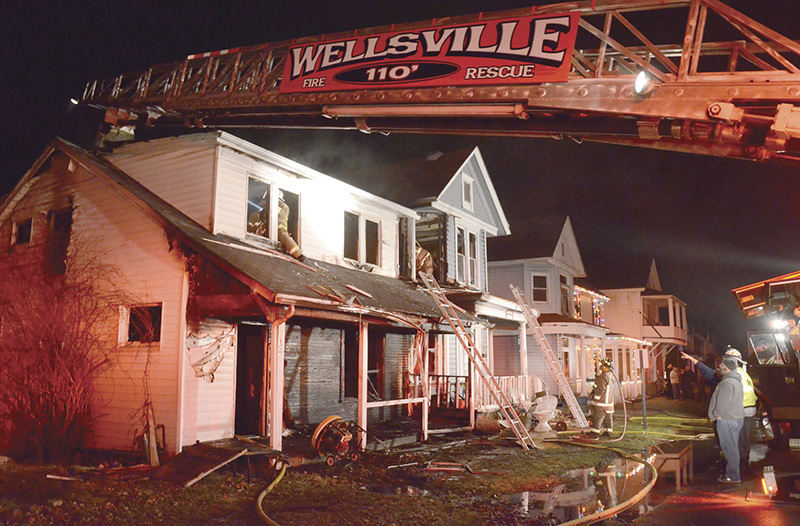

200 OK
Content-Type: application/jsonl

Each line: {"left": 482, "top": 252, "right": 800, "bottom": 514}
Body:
{"left": 247, "top": 177, "right": 271, "bottom": 238}
{"left": 462, "top": 175, "right": 473, "bottom": 212}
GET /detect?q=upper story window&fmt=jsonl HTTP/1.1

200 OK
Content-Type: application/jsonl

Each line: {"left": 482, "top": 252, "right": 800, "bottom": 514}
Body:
{"left": 462, "top": 175, "right": 473, "bottom": 212}
{"left": 12, "top": 218, "right": 32, "bottom": 246}
{"left": 246, "top": 177, "right": 301, "bottom": 252}
{"left": 468, "top": 232, "right": 477, "bottom": 287}
{"left": 47, "top": 208, "right": 72, "bottom": 275}
{"left": 531, "top": 274, "right": 548, "bottom": 302}
{"left": 247, "top": 177, "right": 270, "bottom": 238}
{"left": 560, "top": 274, "right": 571, "bottom": 316}
{"left": 344, "top": 211, "right": 381, "bottom": 266}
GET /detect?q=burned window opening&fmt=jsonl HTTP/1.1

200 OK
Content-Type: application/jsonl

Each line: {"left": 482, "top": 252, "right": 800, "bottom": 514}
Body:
{"left": 365, "top": 219, "right": 379, "bottom": 266}
{"left": 13, "top": 218, "right": 32, "bottom": 246}
{"left": 247, "top": 177, "right": 270, "bottom": 238}
{"left": 344, "top": 212, "right": 358, "bottom": 261}
{"left": 128, "top": 305, "right": 162, "bottom": 343}
{"left": 46, "top": 208, "right": 72, "bottom": 275}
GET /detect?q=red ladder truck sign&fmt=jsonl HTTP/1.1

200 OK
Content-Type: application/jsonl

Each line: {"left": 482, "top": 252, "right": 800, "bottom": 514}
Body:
{"left": 280, "top": 12, "right": 579, "bottom": 93}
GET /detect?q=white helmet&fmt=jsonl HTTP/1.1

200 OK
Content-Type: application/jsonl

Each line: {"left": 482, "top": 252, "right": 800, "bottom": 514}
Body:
{"left": 725, "top": 347, "right": 744, "bottom": 363}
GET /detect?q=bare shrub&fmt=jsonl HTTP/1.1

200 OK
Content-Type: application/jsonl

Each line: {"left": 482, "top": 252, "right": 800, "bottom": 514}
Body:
{"left": 0, "top": 237, "right": 134, "bottom": 463}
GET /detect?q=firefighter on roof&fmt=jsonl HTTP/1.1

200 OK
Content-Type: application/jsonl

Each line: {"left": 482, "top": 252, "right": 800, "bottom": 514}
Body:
{"left": 590, "top": 358, "right": 615, "bottom": 435}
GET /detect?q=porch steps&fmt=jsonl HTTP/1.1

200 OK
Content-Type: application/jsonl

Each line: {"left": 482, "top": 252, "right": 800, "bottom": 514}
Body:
{"left": 510, "top": 285, "right": 590, "bottom": 430}
{"left": 419, "top": 273, "right": 537, "bottom": 450}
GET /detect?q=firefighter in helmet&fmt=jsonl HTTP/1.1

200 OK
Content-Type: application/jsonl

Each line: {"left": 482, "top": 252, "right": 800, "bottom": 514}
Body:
{"left": 277, "top": 191, "right": 305, "bottom": 261}
{"left": 725, "top": 347, "right": 757, "bottom": 470}
{"left": 590, "top": 358, "right": 615, "bottom": 436}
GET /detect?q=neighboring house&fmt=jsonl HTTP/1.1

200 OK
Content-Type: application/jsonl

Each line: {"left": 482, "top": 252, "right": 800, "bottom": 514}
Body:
{"left": 344, "top": 147, "right": 532, "bottom": 414}
{"left": 0, "top": 132, "right": 475, "bottom": 456}
{"left": 488, "top": 216, "right": 651, "bottom": 401}
{"left": 600, "top": 258, "right": 688, "bottom": 392}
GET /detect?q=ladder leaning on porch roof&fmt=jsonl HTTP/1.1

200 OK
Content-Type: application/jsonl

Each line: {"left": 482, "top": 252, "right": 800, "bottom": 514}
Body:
{"left": 510, "top": 285, "right": 589, "bottom": 430}
{"left": 419, "top": 273, "right": 537, "bottom": 450}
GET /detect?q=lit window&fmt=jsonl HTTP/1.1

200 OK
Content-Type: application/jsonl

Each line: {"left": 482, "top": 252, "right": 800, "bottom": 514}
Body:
{"left": 126, "top": 305, "right": 162, "bottom": 343}
{"left": 246, "top": 178, "right": 270, "bottom": 238}
{"left": 13, "top": 218, "right": 32, "bottom": 245}
{"left": 532, "top": 274, "right": 548, "bottom": 302}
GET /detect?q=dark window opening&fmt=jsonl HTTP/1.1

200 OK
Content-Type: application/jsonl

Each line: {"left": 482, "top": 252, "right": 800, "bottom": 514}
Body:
{"left": 343, "top": 327, "right": 358, "bottom": 398}
{"left": 532, "top": 275, "right": 548, "bottom": 302}
{"left": 368, "top": 330, "right": 385, "bottom": 400}
{"left": 365, "top": 219, "right": 379, "bottom": 265}
{"left": 560, "top": 275, "right": 570, "bottom": 316}
{"left": 14, "top": 218, "right": 32, "bottom": 245}
{"left": 128, "top": 305, "right": 162, "bottom": 343}
{"left": 47, "top": 208, "right": 72, "bottom": 275}
{"left": 280, "top": 189, "right": 300, "bottom": 241}
{"left": 344, "top": 212, "right": 359, "bottom": 260}
{"left": 468, "top": 232, "right": 477, "bottom": 286}
{"left": 247, "top": 178, "right": 270, "bottom": 237}
{"left": 657, "top": 306, "right": 669, "bottom": 326}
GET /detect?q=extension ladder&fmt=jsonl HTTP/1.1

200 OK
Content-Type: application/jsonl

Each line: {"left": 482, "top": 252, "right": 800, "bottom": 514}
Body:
{"left": 510, "top": 285, "right": 589, "bottom": 429}
{"left": 419, "top": 273, "right": 537, "bottom": 449}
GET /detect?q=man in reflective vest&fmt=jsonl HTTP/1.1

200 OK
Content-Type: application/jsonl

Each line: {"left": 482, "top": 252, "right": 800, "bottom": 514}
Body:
{"left": 725, "top": 348, "right": 757, "bottom": 471}
{"left": 590, "top": 359, "right": 615, "bottom": 436}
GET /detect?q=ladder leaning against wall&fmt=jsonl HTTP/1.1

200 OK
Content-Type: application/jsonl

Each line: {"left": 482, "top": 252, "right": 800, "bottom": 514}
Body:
{"left": 510, "top": 285, "right": 590, "bottom": 430}
{"left": 419, "top": 272, "right": 537, "bottom": 450}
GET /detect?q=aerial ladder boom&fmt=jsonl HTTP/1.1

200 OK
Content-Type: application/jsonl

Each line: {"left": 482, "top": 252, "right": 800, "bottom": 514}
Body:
{"left": 82, "top": 0, "right": 800, "bottom": 165}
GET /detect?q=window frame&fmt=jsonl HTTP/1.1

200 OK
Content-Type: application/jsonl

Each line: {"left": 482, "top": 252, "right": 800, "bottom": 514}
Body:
{"left": 461, "top": 174, "right": 474, "bottom": 212}
{"left": 245, "top": 177, "right": 301, "bottom": 248}
{"left": 12, "top": 217, "right": 32, "bottom": 246}
{"left": 119, "top": 303, "right": 163, "bottom": 347}
{"left": 531, "top": 273, "right": 549, "bottom": 303}
{"left": 343, "top": 210, "right": 382, "bottom": 267}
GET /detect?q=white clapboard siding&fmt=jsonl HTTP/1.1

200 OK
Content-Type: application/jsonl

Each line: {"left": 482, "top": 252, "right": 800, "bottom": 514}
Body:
{"left": 213, "top": 144, "right": 402, "bottom": 276}
{"left": 106, "top": 135, "right": 217, "bottom": 231}
{"left": 181, "top": 319, "right": 237, "bottom": 445}
{"left": 69, "top": 166, "right": 186, "bottom": 455}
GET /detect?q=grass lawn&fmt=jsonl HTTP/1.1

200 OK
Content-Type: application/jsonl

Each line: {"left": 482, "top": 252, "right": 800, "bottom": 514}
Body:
{"left": 0, "top": 398, "right": 712, "bottom": 525}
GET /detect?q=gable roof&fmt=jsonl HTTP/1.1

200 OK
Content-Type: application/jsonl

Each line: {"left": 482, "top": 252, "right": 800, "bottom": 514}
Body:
{"left": 487, "top": 215, "right": 585, "bottom": 276}
{"left": 593, "top": 257, "right": 663, "bottom": 292}
{"left": 6, "top": 138, "right": 452, "bottom": 322}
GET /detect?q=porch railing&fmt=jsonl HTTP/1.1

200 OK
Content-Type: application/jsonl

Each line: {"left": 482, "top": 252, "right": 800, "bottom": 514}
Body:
{"left": 409, "top": 374, "right": 470, "bottom": 409}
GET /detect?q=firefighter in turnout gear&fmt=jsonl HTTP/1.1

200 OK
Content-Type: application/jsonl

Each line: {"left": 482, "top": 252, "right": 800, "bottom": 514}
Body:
{"left": 725, "top": 347, "right": 757, "bottom": 471}
{"left": 277, "top": 192, "right": 305, "bottom": 261}
{"left": 590, "top": 358, "right": 615, "bottom": 436}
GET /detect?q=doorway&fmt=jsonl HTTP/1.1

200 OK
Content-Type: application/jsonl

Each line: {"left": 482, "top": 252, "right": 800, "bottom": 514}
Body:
{"left": 235, "top": 323, "right": 265, "bottom": 435}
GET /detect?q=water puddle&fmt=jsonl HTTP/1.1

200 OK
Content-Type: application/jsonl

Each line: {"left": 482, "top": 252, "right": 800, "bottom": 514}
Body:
{"left": 368, "top": 484, "right": 430, "bottom": 496}
{"left": 506, "top": 456, "right": 655, "bottom": 523}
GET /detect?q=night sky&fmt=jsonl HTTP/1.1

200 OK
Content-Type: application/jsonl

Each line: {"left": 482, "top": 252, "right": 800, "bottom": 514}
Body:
{"left": 3, "top": 0, "right": 800, "bottom": 348}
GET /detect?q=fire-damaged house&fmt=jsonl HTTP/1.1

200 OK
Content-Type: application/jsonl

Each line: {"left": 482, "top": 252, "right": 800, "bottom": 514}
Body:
{"left": 0, "top": 132, "right": 505, "bottom": 456}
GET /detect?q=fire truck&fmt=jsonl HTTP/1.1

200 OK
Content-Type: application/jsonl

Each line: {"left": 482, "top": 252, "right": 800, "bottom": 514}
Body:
{"left": 732, "top": 272, "right": 800, "bottom": 446}
{"left": 79, "top": 0, "right": 800, "bottom": 170}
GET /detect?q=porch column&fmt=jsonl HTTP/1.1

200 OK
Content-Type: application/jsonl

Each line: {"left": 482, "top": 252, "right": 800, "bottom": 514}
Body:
{"left": 667, "top": 297, "right": 675, "bottom": 328}
{"left": 519, "top": 321, "right": 529, "bottom": 398}
{"left": 358, "top": 320, "right": 369, "bottom": 449}
{"left": 487, "top": 327, "right": 495, "bottom": 374}
{"left": 422, "top": 331, "right": 429, "bottom": 442}
{"left": 579, "top": 335, "right": 586, "bottom": 396}
{"left": 469, "top": 359, "right": 476, "bottom": 429}
{"left": 268, "top": 318, "right": 288, "bottom": 451}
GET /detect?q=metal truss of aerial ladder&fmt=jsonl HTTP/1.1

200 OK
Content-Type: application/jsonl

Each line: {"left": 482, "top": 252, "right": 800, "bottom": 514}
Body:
{"left": 83, "top": 0, "right": 800, "bottom": 165}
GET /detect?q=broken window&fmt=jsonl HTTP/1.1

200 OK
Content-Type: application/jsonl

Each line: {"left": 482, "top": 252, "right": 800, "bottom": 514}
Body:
{"left": 13, "top": 218, "right": 32, "bottom": 245}
{"left": 344, "top": 212, "right": 359, "bottom": 260}
{"left": 365, "top": 219, "right": 379, "bottom": 266}
{"left": 456, "top": 227, "right": 466, "bottom": 283}
{"left": 126, "top": 304, "right": 162, "bottom": 343}
{"left": 531, "top": 274, "right": 548, "bottom": 302}
{"left": 247, "top": 177, "right": 270, "bottom": 238}
{"left": 468, "top": 232, "right": 477, "bottom": 286}
{"left": 46, "top": 208, "right": 72, "bottom": 275}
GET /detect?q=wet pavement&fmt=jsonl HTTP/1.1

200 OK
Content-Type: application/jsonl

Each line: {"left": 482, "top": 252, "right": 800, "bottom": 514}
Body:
{"left": 634, "top": 442, "right": 800, "bottom": 525}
